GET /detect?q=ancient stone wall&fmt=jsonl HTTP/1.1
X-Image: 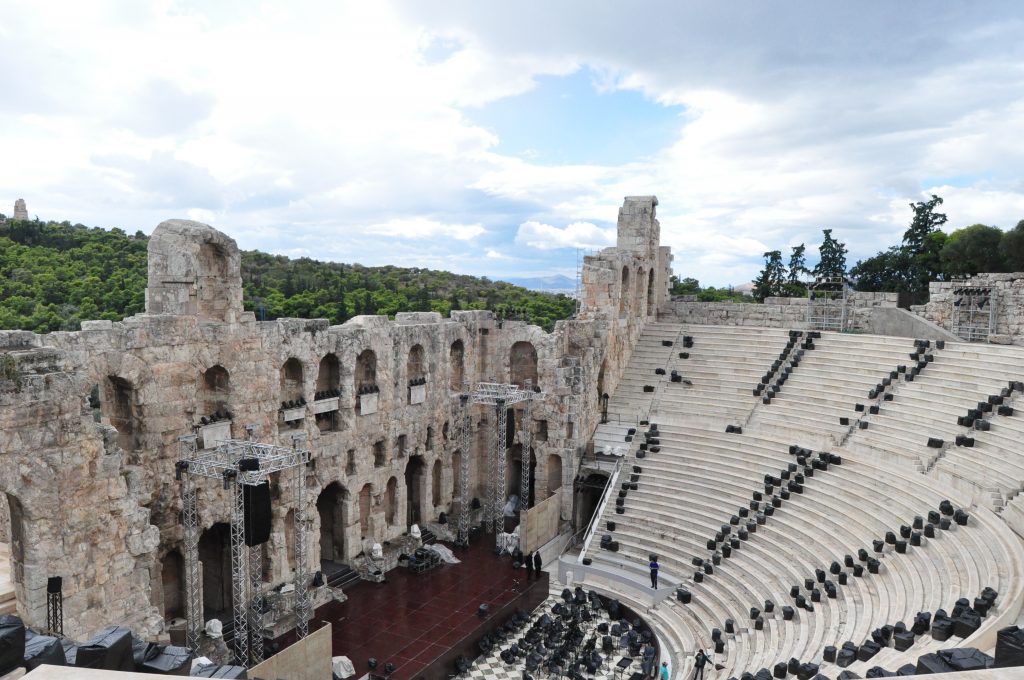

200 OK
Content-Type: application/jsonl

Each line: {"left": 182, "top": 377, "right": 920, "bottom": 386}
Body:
{"left": 914, "top": 273, "right": 1024, "bottom": 345}
{"left": 663, "top": 292, "right": 898, "bottom": 330}
{"left": 0, "top": 197, "right": 667, "bottom": 641}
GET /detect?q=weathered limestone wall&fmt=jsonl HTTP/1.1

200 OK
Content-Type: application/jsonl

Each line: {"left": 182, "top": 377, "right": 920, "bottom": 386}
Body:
{"left": 663, "top": 292, "right": 898, "bottom": 331}
{"left": 0, "top": 197, "right": 668, "bottom": 642}
{"left": 914, "top": 273, "right": 1024, "bottom": 345}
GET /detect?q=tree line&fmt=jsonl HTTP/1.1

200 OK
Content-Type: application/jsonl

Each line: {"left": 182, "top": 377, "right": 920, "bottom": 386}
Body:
{"left": 743, "top": 196, "right": 1024, "bottom": 302}
{"left": 0, "top": 216, "right": 576, "bottom": 333}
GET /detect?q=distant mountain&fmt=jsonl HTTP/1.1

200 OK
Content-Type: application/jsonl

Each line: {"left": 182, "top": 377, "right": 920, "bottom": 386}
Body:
{"left": 499, "top": 274, "right": 577, "bottom": 292}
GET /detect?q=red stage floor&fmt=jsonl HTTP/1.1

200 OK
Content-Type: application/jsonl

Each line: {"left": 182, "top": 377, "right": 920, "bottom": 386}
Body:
{"left": 303, "top": 541, "right": 544, "bottom": 680}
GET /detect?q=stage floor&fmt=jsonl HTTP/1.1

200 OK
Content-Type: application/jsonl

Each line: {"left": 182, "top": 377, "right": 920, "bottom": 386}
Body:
{"left": 303, "top": 540, "right": 543, "bottom": 680}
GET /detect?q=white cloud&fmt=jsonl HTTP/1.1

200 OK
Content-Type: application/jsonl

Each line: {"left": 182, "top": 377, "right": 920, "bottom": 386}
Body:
{"left": 515, "top": 220, "right": 615, "bottom": 250}
{"left": 486, "top": 249, "right": 511, "bottom": 259}
{"left": 365, "top": 217, "right": 485, "bottom": 240}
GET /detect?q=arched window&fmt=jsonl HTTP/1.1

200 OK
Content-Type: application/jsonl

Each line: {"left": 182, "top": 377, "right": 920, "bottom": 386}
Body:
{"left": 619, "top": 266, "right": 630, "bottom": 317}
{"left": 384, "top": 477, "right": 398, "bottom": 525}
{"left": 316, "top": 354, "right": 340, "bottom": 397}
{"left": 432, "top": 459, "right": 442, "bottom": 507}
{"left": 449, "top": 339, "right": 465, "bottom": 390}
{"left": 201, "top": 365, "right": 230, "bottom": 417}
{"left": 647, "top": 268, "right": 655, "bottom": 313}
{"left": 407, "top": 344, "right": 425, "bottom": 384}
{"left": 280, "top": 358, "right": 304, "bottom": 402}
{"left": 509, "top": 341, "right": 538, "bottom": 388}
{"left": 358, "top": 484, "right": 372, "bottom": 536}
{"left": 547, "top": 454, "right": 563, "bottom": 496}
{"left": 356, "top": 350, "right": 377, "bottom": 391}
{"left": 635, "top": 267, "right": 645, "bottom": 317}
{"left": 104, "top": 376, "right": 138, "bottom": 451}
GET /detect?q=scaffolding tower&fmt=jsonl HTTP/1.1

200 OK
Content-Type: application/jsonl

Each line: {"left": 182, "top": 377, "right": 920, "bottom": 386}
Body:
{"left": 470, "top": 382, "right": 539, "bottom": 549}
{"left": 806, "top": 276, "right": 850, "bottom": 332}
{"left": 950, "top": 284, "right": 996, "bottom": 342}
{"left": 176, "top": 431, "right": 312, "bottom": 667}
{"left": 454, "top": 389, "right": 472, "bottom": 548}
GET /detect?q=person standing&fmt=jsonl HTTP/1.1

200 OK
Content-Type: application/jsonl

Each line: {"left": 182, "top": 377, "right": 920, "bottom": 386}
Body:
{"left": 524, "top": 551, "right": 534, "bottom": 579}
{"left": 693, "top": 649, "right": 709, "bottom": 680}
{"left": 649, "top": 557, "right": 660, "bottom": 589}
{"left": 661, "top": 661, "right": 670, "bottom": 680}
{"left": 533, "top": 550, "right": 542, "bottom": 578}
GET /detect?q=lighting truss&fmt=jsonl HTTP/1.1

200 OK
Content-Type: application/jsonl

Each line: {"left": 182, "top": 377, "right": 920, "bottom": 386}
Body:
{"left": 177, "top": 431, "right": 312, "bottom": 668}
{"left": 469, "top": 381, "right": 542, "bottom": 549}
{"left": 950, "top": 284, "right": 996, "bottom": 342}
{"left": 454, "top": 391, "right": 472, "bottom": 548}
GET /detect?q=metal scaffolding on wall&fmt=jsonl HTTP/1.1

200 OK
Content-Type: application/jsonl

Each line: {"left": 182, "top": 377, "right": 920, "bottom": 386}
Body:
{"left": 468, "top": 381, "right": 540, "bottom": 550}
{"left": 806, "top": 276, "right": 850, "bottom": 332}
{"left": 454, "top": 390, "right": 472, "bottom": 548}
{"left": 176, "top": 430, "right": 313, "bottom": 668}
{"left": 950, "top": 284, "right": 996, "bottom": 342}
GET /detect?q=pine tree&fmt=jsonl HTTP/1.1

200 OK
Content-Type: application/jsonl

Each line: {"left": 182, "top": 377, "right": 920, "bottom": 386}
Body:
{"left": 752, "top": 250, "right": 787, "bottom": 302}
{"left": 813, "top": 229, "right": 847, "bottom": 279}
{"left": 903, "top": 195, "right": 947, "bottom": 254}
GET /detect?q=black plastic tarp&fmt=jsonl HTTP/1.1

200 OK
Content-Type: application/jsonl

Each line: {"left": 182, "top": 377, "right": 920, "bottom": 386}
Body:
{"left": 23, "top": 634, "right": 66, "bottom": 670}
{"left": 938, "top": 647, "right": 993, "bottom": 672}
{"left": 0, "top": 614, "right": 26, "bottom": 675}
{"left": 141, "top": 644, "right": 192, "bottom": 675}
{"left": 191, "top": 663, "right": 249, "bottom": 677}
{"left": 75, "top": 625, "right": 134, "bottom": 671}
{"left": 996, "top": 625, "right": 1024, "bottom": 667}
{"left": 915, "top": 653, "right": 954, "bottom": 675}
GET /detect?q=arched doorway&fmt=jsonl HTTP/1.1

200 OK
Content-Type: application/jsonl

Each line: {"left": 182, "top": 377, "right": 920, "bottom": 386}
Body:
{"left": 452, "top": 450, "right": 462, "bottom": 498}
{"left": 647, "top": 268, "right": 655, "bottom": 313}
{"left": 5, "top": 493, "right": 25, "bottom": 589}
{"left": 358, "top": 484, "right": 373, "bottom": 538}
{"left": 384, "top": 477, "right": 399, "bottom": 526}
{"left": 547, "top": 454, "right": 563, "bottom": 496}
{"left": 198, "top": 523, "right": 232, "bottom": 620}
{"left": 162, "top": 550, "right": 185, "bottom": 621}
{"left": 404, "top": 457, "right": 426, "bottom": 526}
{"left": 431, "top": 459, "right": 442, "bottom": 507}
{"left": 619, "top": 266, "right": 630, "bottom": 317}
{"left": 507, "top": 445, "right": 536, "bottom": 509}
{"left": 316, "top": 483, "right": 347, "bottom": 565}
{"left": 575, "top": 473, "right": 609, "bottom": 532}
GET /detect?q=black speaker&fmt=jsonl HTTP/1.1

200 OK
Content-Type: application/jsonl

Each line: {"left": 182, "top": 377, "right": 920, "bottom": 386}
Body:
{"left": 243, "top": 481, "right": 272, "bottom": 546}
{"left": 47, "top": 577, "right": 62, "bottom": 594}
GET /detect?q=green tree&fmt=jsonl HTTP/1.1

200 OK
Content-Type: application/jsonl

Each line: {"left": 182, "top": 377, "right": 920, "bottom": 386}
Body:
{"left": 903, "top": 195, "right": 947, "bottom": 254}
{"left": 940, "top": 224, "right": 1005, "bottom": 277}
{"left": 812, "top": 229, "right": 847, "bottom": 279}
{"left": 1001, "top": 220, "right": 1024, "bottom": 271}
{"left": 669, "top": 276, "right": 702, "bottom": 295}
{"left": 785, "top": 244, "right": 809, "bottom": 296}
{"left": 752, "top": 250, "right": 786, "bottom": 302}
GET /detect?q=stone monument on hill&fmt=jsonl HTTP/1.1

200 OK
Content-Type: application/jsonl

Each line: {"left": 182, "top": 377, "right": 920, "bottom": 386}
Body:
{"left": 12, "top": 198, "right": 27, "bottom": 220}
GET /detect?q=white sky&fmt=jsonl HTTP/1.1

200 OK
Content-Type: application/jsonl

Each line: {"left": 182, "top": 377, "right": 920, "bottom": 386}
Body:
{"left": 2, "top": 1, "right": 1023, "bottom": 286}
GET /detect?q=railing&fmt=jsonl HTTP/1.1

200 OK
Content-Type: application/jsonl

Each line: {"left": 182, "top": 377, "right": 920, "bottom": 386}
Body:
{"left": 576, "top": 457, "right": 624, "bottom": 563}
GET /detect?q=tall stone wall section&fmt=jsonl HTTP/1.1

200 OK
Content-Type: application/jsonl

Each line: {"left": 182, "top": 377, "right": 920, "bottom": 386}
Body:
{"left": 0, "top": 197, "right": 668, "bottom": 642}
{"left": 914, "top": 273, "right": 1024, "bottom": 345}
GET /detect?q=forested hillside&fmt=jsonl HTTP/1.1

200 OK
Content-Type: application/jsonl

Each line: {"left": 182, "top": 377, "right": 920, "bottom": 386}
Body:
{"left": 0, "top": 217, "right": 576, "bottom": 333}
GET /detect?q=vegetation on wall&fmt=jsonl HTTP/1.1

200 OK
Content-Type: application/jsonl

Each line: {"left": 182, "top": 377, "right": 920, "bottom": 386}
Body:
{"left": 0, "top": 216, "right": 576, "bottom": 333}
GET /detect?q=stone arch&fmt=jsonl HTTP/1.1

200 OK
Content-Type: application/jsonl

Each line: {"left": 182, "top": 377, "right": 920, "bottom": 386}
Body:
{"left": 103, "top": 375, "right": 139, "bottom": 451}
{"left": 575, "top": 472, "right": 608, "bottom": 531}
{"left": 316, "top": 353, "right": 340, "bottom": 395}
{"left": 356, "top": 349, "right": 377, "bottom": 391}
{"left": 619, "top": 266, "right": 630, "bottom": 317}
{"left": 161, "top": 549, "right": 185, "bottom": 621}
{"left": 404, "top": 457, "right": 427, "bottom": 526}
{"left": 384, "top": 477, "right": 399, "bottom": 526}
{"left": 431, "top": 459, "right": 442, "bottom": 507}
{"left": 280, "top": 358, "right": 304, "bottom": 403}
{"left": 547, "top": 453, "right": 563, "bottom": 496}
{"left": 507, "top": 444, "right": 536, "bottom": 507}
{"left": 449, "top": 339, "right": 465, "bottom": 390}
{"left": 316, "top": 482, "right": 348, "bottom": 564}
{"left": 358, "top": 484, "right": 373, "bottom": 537}
{"left": 452, "top": 450, "right": 462, "bottom": 497}
{"left": 647, "top": 268, "right": 655, "bottom": 313}
{"left": 509, "top": 341, "right": 538, "bottom": 388}
{"left": 635, "top": 267, "right": 645, "bottom": 317}
{"left": 198, "top": 522, "right": 232, "bottom": 620}
{"left": 197, "top": 242, "right": 231, "bottom": 320}
{"left": 200, "top": 365, "right": 230, "bottom": 417}
{"left": 407, "top": 344, "right": 425, "bottom": 383}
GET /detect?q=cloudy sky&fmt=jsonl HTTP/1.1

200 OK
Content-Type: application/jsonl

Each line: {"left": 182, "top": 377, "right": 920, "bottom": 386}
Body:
{"left": 2, "top": 1, "right": 1023, "bottom": 286}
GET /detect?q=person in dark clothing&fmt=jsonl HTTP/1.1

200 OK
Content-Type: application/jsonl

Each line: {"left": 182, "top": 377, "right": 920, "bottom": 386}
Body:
{"left": 693, "top": 649, "right": 709, "bottom": 680}
{"left": 533, "top": 551, "right": 542, "bottom": 577}
{"left": 649, "top": 558, "right": 660, "bottom": 588}
{"left": 524, "top": 551, "right": 534, "bottom": 578}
